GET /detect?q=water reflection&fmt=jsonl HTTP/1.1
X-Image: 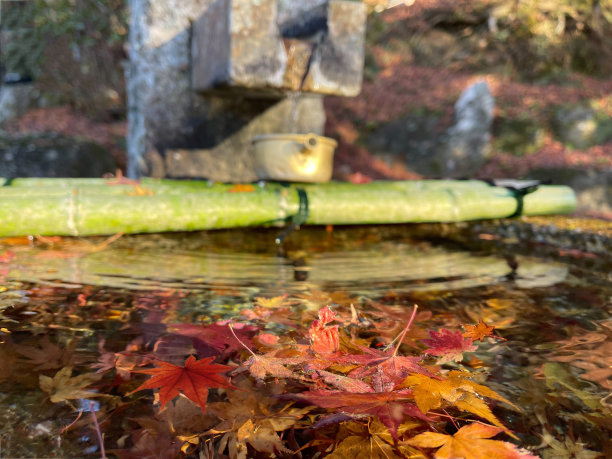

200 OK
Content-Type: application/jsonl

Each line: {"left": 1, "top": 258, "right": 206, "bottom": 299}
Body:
{"left": 4, "top": 230, "right": 568, "bottom": 294}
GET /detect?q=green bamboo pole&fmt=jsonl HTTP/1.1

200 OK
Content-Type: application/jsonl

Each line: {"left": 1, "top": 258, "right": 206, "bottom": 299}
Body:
{"left": 0, "top": 178, "right": 575, "bottom": 236}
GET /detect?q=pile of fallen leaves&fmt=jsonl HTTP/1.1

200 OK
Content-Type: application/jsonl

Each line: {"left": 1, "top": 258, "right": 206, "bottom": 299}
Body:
{"left": 6, "top": 286, "right": 541, "bottom": 458}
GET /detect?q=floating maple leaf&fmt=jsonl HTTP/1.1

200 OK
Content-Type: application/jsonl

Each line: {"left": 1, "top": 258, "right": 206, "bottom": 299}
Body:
{"left": 339, "top": 305, "right": 430, "bottom": 382}
{"left": 338, "top": 345, "right": 428, "bottom": 383}
{"left": 312, "top": 369, "right": 374, "bottom": 393}
{"left": 422, "top": 328, "right": 477, "bottom": 363}
{"left": 405, "top": 423, "right": 538, "bottom": 459}
{"left": 229, "top": 323, "right": 305, "bottom": 381}
{"left": 130, "top": 355, "right": 235, "bottom": 412}
{"left": 253, "top": 333, "right": 280, "bottom": 348}
{"left": 254, "top": 295, "right": 292, "bottom": 308}
{"left": 463, "top": 320, "right": 505, "bottom": 342}
{"left": 227, "top": 184, "right": 255, "bottom": 193}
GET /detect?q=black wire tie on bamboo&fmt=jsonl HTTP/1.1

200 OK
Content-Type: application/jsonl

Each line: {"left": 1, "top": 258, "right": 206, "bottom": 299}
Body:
{"left": 275, "top": 187, "right": 310, "bottom": 245}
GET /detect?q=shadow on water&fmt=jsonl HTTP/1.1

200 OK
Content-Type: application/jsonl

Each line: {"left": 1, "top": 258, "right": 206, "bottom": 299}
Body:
{"left": 0, "top": 225, "right": 610, "bottom": 457}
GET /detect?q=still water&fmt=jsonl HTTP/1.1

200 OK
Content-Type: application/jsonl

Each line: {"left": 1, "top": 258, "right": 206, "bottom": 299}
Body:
{"left": 0, "top": 225, "right": 610, "bottom": 457}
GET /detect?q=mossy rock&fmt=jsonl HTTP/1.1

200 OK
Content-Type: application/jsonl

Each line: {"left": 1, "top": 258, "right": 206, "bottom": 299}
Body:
{"left": 551, "top": 104, "right": 612, "bottom": 149}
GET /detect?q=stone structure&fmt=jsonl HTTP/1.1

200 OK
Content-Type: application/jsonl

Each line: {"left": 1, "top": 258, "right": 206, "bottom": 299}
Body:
{"left": 127, "top": 0, "right": 366, "bottom": 181}
{"left": 0, "top": 82, "right": 36, "bottom": 124}
{"left": 0, "top": 132, "right": 116, "bottom": 177}
{"left": 438, "top": 80, "right": 494, "bottom": 177}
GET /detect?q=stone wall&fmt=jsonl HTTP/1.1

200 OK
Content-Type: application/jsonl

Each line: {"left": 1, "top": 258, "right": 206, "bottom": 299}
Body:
{"left": 127, "top": 0, "right": 365, "bottom": 182}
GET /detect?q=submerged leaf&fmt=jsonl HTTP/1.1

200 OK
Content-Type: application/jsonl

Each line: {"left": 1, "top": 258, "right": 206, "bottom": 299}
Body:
{"left": 130, "top": 355, "right": 235, "bottom": 412}
{"left": 39, "top": 367, "right": 102, "bottom": 403}
{"left": 422, "top": 329, "right": 478, "bottom": 363}
{"left": 288, "top": 389, "right": 429, "bottom": 440}
{"left": 14, "top": 336, "right": 78, "bottom": 371}
{"left": 170, "top": 321, "right": 258, "bottom": 357}
{"left": 406, "top": 423, "right": 537, "bottom": 459}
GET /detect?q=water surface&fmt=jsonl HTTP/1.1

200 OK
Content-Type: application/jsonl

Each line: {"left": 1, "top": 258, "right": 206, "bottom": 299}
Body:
{"left": 0, "top": 226, "right": 609, "bottom": 457}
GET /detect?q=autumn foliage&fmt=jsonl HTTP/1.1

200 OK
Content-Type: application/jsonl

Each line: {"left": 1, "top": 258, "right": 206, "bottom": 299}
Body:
{"left": 117, "top": 301, "right": 537, "bottom": 458}
{"left": 1, "top": 270, "right": 546, "bottom": 458}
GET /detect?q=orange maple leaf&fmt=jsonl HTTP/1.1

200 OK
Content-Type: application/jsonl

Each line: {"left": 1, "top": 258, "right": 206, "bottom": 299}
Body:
{"left": 463, "top": 320, "right": 505, "bottom": 342}
{"left": 131, "top": 355, "right": 235, "bottom": 412}
{"left": 244, "top": 352, "right": 305, "bottom": 381}
{"left": 309, "top": 306, "right": 340, "bottom": 354}
{"left": 227, "top": 184, "right": 255, "bottom": 193}
{"left": 400, "top": 371, "right": 518, "bottom": 430}
{"left": 405, "top": 423, "right": 538, "bottom": 459}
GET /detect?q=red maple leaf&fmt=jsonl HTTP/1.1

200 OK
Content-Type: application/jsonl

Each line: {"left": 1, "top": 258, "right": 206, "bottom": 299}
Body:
{"left": 130, "top": 355, "right": 235, "bottom": 412}
{"left": 308, "top": 307, "right": 339, "bottom": 354}
{"left": 341, "top": 305, "right": 430, "bottom": 382}
{"left": 422, "top": 328, "right": 477, "bottom": 363}
{"left": 288, "top": 389, "right": 430, "bottom": 441}
{"left": 338, "top": 345, "right": 428, "bottom": 382}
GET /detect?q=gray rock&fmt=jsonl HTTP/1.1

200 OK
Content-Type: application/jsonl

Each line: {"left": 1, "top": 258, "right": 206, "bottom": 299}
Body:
{"left": 0, "top": 133, "right": 116, "bottom": 177}
{"left": 127, "top": 0, "right": 211, "bottom": 177}
{"left": 0, "top": 83, "right": 37, "bottom": 124}
{"left": 439, "top": 80, "right": 494, "bottom": 177}
{"left": 413, "top": 80, "right": 497, "bottom": 178}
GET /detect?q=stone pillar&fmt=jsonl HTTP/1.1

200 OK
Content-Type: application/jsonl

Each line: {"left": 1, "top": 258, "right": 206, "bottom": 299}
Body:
{"left": 127, "top": 0, "right": 211, "bottom": 178}
{"left": 127, "top": 0, "right": 365, "bottom": 181}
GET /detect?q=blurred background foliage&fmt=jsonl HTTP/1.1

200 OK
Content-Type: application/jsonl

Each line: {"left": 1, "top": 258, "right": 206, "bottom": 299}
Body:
{"left": 365, "top": 0, "right": 612, "bottom": 80}
{"left": 489, "top": 0, "right": 612, "bottom": 78}
{"left": 1, "top": 0, "right": 127, "bottom": 119}
{"left": 0, "top": 0, "right": 610, "bottom": 119}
